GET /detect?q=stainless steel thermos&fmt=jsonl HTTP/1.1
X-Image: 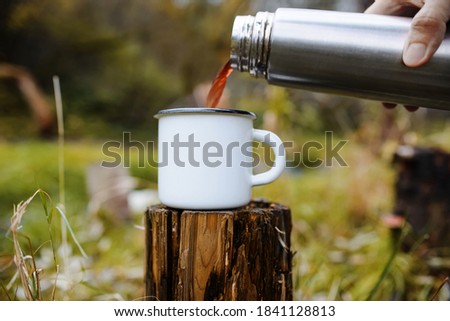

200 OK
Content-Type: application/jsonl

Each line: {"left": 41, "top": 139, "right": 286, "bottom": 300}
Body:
{"left": 230, "top": 8, "right": 450, "bottom": 110}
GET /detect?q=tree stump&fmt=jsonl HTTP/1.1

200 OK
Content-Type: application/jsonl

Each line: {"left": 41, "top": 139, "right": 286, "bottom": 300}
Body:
{"left": 144, "top": 200, "right": 293, "bottom": 301}
{"left": 391, "top": 146, "right": 450, "bottom": 265}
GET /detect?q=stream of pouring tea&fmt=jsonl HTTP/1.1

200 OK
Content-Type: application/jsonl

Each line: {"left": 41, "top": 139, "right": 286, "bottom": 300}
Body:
{"left": 206, "top": 60, "right": 233, "bottom": 108}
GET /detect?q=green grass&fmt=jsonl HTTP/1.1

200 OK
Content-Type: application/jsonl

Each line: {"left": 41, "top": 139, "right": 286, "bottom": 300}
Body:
{"left": 0, "top": 140, "right": 155, "bottom": 300}
{"left": 0, "top": 138, "right": 447, "bottom": 300}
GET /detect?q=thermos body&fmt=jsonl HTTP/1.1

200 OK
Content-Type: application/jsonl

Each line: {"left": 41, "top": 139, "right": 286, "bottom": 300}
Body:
{"left": 231, "top": 8, "right": 450, "bottom": 110}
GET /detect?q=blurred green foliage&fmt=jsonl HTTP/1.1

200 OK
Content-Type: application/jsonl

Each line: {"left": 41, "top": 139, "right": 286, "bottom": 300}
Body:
{"left": 1, "top": 0, "right": 448, "bottom": 141}
{"left": 0, "top": 0, "right": 248, "bottom": 135}
{"left": 1, "top": 0, "right": 450, "bottom": 301}
{"left": 1, "top": 137, "right": 449, "bottom": 300}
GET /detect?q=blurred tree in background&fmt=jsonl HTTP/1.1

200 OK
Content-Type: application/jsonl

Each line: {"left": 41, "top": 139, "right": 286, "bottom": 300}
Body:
{"left": 1, "top": 0, "right": 448, "bottom": 140}
{"left": 0, "top": 0, "right": 248, "bottom": 137}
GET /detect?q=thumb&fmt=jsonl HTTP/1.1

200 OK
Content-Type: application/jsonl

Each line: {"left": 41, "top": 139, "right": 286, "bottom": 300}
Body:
{"left": 403, "top": 1, "right": 450, "bottom": 67}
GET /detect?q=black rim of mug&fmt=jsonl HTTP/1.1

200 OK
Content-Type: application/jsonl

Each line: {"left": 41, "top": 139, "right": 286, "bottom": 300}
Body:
{"left": 154, "top": 108, "right": 256, "bottom": 119}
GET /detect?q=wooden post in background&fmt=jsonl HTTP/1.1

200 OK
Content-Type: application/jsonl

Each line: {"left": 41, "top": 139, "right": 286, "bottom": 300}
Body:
{"left": 391, "top": 146, "right": 450, "bottom": 272}
{"left": 145, "top": 200, "right": 292, "bottom": 300}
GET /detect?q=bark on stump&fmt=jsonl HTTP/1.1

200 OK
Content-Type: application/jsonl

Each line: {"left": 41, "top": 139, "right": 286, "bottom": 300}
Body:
{"left": 145, "top": 200, "right": 293, "bottom": 301}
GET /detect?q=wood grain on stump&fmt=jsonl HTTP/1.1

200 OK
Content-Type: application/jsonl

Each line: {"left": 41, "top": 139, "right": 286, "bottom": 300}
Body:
{"left": 145, "top": 200, "right": 292, "bottom": 301}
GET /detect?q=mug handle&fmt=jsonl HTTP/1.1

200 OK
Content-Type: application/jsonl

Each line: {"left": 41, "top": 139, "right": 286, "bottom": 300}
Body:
{"left": 251, "top": 129, "right": 286, "bottom": 186}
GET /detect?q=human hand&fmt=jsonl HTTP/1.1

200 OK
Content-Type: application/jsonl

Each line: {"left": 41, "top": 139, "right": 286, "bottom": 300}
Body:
{"left": 365, "top": 0, "right": 450, "bottom": 111}
{"left": 365, "top": 0, "right": 450, "bottom": 67}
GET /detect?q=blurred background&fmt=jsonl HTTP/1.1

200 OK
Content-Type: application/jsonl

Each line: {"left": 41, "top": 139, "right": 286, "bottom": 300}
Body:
{"left": 1, "top": 0, "right": 449, "bottom": 300}
{"left": 0, "top": 0, "right": 375, "bottom": 140}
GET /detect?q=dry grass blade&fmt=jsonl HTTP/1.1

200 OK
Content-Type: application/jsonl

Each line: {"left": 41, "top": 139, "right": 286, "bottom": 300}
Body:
{"left": 1, "top": 282, "right": 12, "bottom": 300}
{"left": 8, "top": 189, "right": 88, "bottom": 300}
{"left": 54, "top": 206, "right": 88, "bottom": 258}
{"left": 430, "top": 277, "right": 450, "bottom": 301}
{"left": 9, "top": 190, "right": 42, "bottom": 300}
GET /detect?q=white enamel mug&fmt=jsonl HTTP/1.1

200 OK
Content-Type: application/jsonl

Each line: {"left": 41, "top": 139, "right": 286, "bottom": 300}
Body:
{"left": 155, "top": 108, "right": 285, "bottom": 210}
